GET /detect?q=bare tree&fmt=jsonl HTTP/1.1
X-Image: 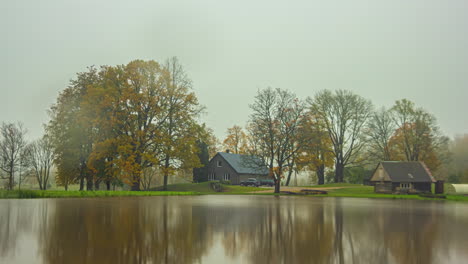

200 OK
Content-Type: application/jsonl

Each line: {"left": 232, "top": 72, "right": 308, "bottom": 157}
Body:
{"left": 310, "top": 90, "right": 373, "bottom": 183}
{"left": 25, "top": 136, "right": 54, "bottom": 190}
{"left": 247, "top": 88, "right": 306, "bottom": 193}
{"left": 0, "top": 122, "right": 28, "bottom": 190}
{"left": 367, "top": 107, "right": 395, "bottom": 161}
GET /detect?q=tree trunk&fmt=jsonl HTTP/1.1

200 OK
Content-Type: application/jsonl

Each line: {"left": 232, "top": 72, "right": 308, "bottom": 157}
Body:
{"left": 285, "top": 169, "right": 294, "bottom": 186}
{"left": 9, "top": 170, "right": 14, "bottom": 190}
{"left": 94, "top": 180, "right": 100, "bottom": 190}
{"left": 335, "top": 162, "right": 344, "bottom": 183}
{"left": 79, "top": 176, "right": 84, "bottom": 191}
{"left": 317, "top": 165, "right": 325, "bottom": 185}
{"left": 274, "top": 177, "right": 281, "bottom": 193}
{"left": 131, "top": 173, "right": 141, "bottom": 191}
{"left": 163, "top": 154, "right": 170, "bottom": 191}
{"left": 106, "top": 180, "right": 111, "bottom": 191}
{"left": 86, "top": 175, "right": 94, "bottom": 191}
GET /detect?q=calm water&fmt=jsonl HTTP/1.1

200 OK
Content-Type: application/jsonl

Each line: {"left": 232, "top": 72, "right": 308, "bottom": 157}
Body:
{"left": 1, "top": 196, "right": 467, "bottom": 264}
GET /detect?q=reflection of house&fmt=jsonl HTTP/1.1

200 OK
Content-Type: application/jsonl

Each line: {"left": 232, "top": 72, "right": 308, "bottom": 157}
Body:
{"left": 370, "top": 161, "right": 435, "bottom": 194}
{"left": 206, "top": 151, "right": 269, "bottom": 184}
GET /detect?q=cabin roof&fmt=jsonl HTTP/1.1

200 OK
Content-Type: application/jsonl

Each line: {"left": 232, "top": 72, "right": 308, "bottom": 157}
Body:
{"left": 373, "top": 161, "right": 436, "bottom": 183}
{"left": 217, "top": 152, "right": 269, "bottom": 175}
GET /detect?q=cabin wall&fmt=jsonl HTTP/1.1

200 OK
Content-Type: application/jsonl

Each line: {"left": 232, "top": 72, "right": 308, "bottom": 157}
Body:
{"left": 374, "top": 182, "right": 393, "bottom": 194}
{"left": 413, "top": 182, "right": 432, "bottom": 193}
{"left": 206, "top": 155, "right": 239, "bottom": 184}
{"left": 370, "top": 164, "right": 391, "bottom": 182}
{"left": 392, "top": 182, "right": 432, "bottom": 194}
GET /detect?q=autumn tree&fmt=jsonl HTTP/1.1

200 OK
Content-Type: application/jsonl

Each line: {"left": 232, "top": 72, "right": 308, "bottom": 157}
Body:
{"left": 390, "top": 99, "right": 449, "bottom": 174}
{"left": 247, "top": 88, "right": 306, "bottom": 193}
{"left": 49, "top": 59, "right": 206, "bottom": 191}
{"left": 296, "top": 112, "right": 334, "bottom": 185}
{"left": 47, "top": 68, "right": 98, "bottom": 190}
{"left": 159, "top": 57, "right": 203, "bottom": 190}
{"left": 25, "top": 136, "right": 54, "bottom": 190}
{"left": 309, "top": 90, "right": 373, "bottom": 183}
{"left": 222, "top": 125, "right": 248, "bottom": 154}
{"left": 366, "top": 107, "right": 395, "bottom": 161}
{"left": 0, "top": 122, "right": 28, "bottom": 190}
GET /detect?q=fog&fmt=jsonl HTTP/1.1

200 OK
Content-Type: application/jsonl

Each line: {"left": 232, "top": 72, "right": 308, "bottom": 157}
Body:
{"left": 1, "top": 0, "right": 468, "bottom": 140}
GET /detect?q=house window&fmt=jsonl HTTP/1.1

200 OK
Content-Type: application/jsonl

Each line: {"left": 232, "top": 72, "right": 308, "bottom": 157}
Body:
{"left": 400, "top": 183, "right": 412, "bottom": 189}
{"left": 217, "top": 161, "right": 222, "bottom": 167}
{"left": 208, "top": 173, "right": 216, "bottom": 181}
{"left": 223, "top": 173, "right": 230, "bottom": 181}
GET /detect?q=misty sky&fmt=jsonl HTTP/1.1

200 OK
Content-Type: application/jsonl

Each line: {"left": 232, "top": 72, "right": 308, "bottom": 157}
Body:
{"left": 1, "top": 0, "right": 468, "bottom": 140}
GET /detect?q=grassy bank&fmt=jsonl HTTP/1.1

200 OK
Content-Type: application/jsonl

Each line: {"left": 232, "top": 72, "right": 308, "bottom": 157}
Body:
{"left": 306, "top": 184, "right": 468, "bottom": 202}
{"left": 0, "top": 190, "right": 197, "bottom": 199}
{"left": 2, "top": 182, "right": 467, "bottom": 202}
{"left": 150, "top": 181, "right": 260, "bottom": 194}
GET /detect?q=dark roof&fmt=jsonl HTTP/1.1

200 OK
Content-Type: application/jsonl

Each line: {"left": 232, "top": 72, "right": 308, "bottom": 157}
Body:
{"left": 379, "top": 161, "right": 435, "bottom": 183}
{"left": 217, "top": 152, "right": 269, "bottom": 175}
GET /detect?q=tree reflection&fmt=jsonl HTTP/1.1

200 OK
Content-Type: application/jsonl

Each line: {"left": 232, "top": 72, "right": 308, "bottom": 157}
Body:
{"left": 2, "top": 197, "right": 468, "bottom": 264}
{"left": 40, "top": 197, "right": 212, "bottom": 264}
{"left": 0, "top": 200, "right": 35, "bottom": 259}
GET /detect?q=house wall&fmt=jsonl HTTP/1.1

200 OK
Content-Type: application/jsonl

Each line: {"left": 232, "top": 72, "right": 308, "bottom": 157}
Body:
{"left": 392, "top": 182, "right": 432, "bottom": 194}
{"left": 374, "top": 182, "right": 393, "bottom": 194}
{"left": 370, "top": 164, "right": 391, "bottom": 182}
{"left": 238, "top": 174, "right": 270, "bottom": 183}
{"left": 206, "top": 154, "right": 239, "bottom": 183}
{"left": 412, "top": 182, "right": 432, "bottom": 193}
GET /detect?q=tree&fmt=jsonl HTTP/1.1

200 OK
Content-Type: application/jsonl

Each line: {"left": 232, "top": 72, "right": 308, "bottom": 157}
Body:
{"left": 0, "top": 122, "right": 28, "bottom": 190}
{"left": 25, "top": 136, "right": 54, "bottom": 190}
{"left": 159, "top": 57, "right": 203, "bottom": 190}
{"left": 449, "top": 134, "right": 468, "bottom": 183}
{"left": 193, "top": 140, "right": 209, "bottom": 183}
{"left": 366, "top": 107, "right": 395, "bottom": 161}
{"left": 193, "top": 125, "right": 218, "bottom": 183}
{"left": 222, "top": 125, "right": 248, "bottom": 154}
{"left": 296, "top": 112, "right": 334, "bottom": 185}
{"left": 247, "top": 88, "right": 306, "bottom": 193}
{"left": 310, "top": 90, "right": 373, "bottom": 183}
{"left": 390, "top": 99, "right": 449, "bottom": 174}
{"left": 47, "top": 67, "right": 98, "bottom": 190}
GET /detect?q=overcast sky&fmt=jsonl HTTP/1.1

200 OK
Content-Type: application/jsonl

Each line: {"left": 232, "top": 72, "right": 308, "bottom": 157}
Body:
{"left": 1, "top": 0, "right": 468, "bottom": 140}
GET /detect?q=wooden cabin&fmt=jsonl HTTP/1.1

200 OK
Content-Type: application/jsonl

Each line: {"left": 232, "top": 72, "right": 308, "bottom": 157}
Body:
{"left": 370, "top": 161, "right": 436, "bottom": 194}
{"left": 205, "top": 151, "right": 269, "bottom": 185}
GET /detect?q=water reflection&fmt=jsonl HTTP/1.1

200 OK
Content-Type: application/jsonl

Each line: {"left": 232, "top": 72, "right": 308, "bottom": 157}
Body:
{"left": 0, "top": 196, "right": 467, "bottom": 264}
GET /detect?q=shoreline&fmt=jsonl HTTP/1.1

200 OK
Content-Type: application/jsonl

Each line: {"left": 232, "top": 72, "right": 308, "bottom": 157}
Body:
{"left": 1, "top": 188, "right": 467, "bottom": 202}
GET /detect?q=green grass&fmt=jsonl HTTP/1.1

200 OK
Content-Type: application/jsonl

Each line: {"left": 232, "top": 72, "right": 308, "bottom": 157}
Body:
{"left": 305, "top": 184, "right": 468, "bottom": 202}
{"left": 0, "top": 190, "right": 197, "bottom": 199}
{"left": 2, "top": 182, "right": 468, "bottom": 202}
{"left": 305, "top": 183, "right": 363, "bottom": 188}
{"left": 150, "top": 181, "right": 261, "bottom": 194}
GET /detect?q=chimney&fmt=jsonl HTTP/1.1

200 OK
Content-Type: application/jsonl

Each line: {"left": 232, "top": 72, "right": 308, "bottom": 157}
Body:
{"left": 226, "top": 149, "right": 230, "bottom": 153}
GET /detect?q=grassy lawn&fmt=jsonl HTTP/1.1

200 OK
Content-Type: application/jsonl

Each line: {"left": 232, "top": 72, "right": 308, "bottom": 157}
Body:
{"left": 0, "top": 190, "right": 197, "bottom": 199}
{"left": 2, "top": 182, "right": 467, "bottom": 202}
{"left": 306, "top": 183, "right": 468, "bottom": 202}
{"left": 151, "top": 181, "right": 261, "bottom": 194}
{"left": 0, "top": 182, "right": 262, "bottom": 199}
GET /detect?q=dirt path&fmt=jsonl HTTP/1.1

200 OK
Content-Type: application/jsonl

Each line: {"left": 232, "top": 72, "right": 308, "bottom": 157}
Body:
{"left": 250, "top": 186, "right": 346, "bottom": 194}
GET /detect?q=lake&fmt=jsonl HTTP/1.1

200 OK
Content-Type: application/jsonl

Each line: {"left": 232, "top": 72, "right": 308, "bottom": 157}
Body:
{"left": 1, "top": 195, "right": 467, "bottom": 264}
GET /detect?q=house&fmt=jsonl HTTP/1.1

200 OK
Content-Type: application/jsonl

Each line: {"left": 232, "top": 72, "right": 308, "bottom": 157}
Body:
{"left": 369, "top": 161, "right": 436, "bottom": 194}
{"left": 206, "top": 151, "right": 270, "bottom": 184}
